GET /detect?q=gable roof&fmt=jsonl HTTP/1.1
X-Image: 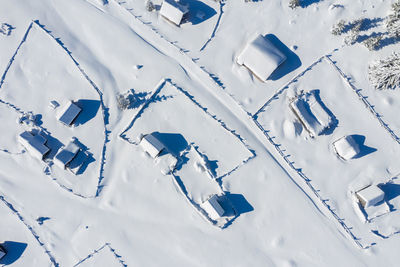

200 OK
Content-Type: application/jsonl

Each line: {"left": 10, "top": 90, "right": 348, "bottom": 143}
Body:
{"left": 18, "top": 131, "right": 50, "bottom": 160}
{"left": 58, "top": 101, "right": 82, "bottom": 126}
{"left": 160, "top": 0, "right": 188, "bottom": 26}
{"left": 237, "top": 34, "right": 286, "bottom": 81}
{"left": 202, "top": 195, "right": 225, "bottom": 220}
{"left": 333, "top": 135, "right": 360, "bottom": 160}
{"left": 54, "top": 140, "right": 80, "bottom": 169}
{"left": 140, "top": 134, "right": 165, "bottom": 158}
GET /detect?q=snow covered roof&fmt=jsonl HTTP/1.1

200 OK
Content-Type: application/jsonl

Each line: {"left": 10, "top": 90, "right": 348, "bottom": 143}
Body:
{"left": 202, "top": 195, "right": 225, "bottom": 220}
{"left": 333, "top": 135, "right": 360, "bottom": 160}
{"left": 237, "top": 34, "right": 287, "bottom": 81}
{"left": 18, "top": 131, "right": 50, "bottom": 160}
{"left": 54, "top": 139, "right": 80, "bottom": 169}
{"left": 68, "top": 150, "right": 89, "bottom": 175}
{"left": 140, "top": 134, "right": 165, "bottom": 158}
{"left": 0, "top": 245, "right": 6, "bottom": 259}
{"left": 290, "top": 91, "right": 334, "bottom": 138}
{"left": 356, "top": 185, "right": 385, "bottom": 208}
{"left": 57, "top": 101, "right": 82, "bottom": 126}
{"left": 159, "top": 0, "right": 188, "bottom": 26}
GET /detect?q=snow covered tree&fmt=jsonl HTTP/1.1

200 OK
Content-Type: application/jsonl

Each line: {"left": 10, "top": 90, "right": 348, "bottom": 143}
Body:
{"left": 145, "top": 0, "right": 155, "bottom": 12}
{"left": 0, "top": 23, "right": 12, "bottom": 36}
{"left": 386, "top": 0, "right": 400, "bottom": 38}
{"left": 116, "top": 93, "right": 131, "bottom": 110}
{"left": 331, "top": 20, "right": 346, "bottom": 35}
{"left": 369, "top": 52, "right": 400, "bottom": 90}
{"left": 289, "top": 0, "right": 300, "bottom": 9}
{"left": 362, "top": 34, "right": 382, "bottom": 51}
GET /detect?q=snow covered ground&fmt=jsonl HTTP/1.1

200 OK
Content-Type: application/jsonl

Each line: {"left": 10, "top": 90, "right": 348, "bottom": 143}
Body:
{"left": 2, "top": 0, "right": 400, "bottom": 266}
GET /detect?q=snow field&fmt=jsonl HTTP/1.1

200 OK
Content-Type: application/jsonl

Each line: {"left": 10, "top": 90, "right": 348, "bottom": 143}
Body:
{"left": 121, "top": 80, "right": 254, "bottom": 179}
{"left": 256, "top": 58, "right": 400, "bottom": 247}
{"left": 0, "top": 23, "right": 106, "bottom": 197}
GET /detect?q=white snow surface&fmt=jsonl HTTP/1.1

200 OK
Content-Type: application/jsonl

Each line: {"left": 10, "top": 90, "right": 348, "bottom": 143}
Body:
{"left": 1, "top": 0, "right": 400, "bottom": 266}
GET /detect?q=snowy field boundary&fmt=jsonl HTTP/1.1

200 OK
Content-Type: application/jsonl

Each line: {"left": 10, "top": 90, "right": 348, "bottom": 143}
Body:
{"left": 325, "top": 55, "right": 400, "bottom": 145}
{"left": 0, "top": 192, "right": 59, "bottom": 266}
{"left": 73, "top": 243, "right": 127, "bottom": 267}
{"left": 199, "top": 0, "right": 226, "bottom": 52}
{"left": 252, "top": 54, "right": 368, "bottom": 249}
{"left": 120, "top": 78, "right": 255, "bottom": 180}
{"left": 33, "top": 21, "right": 110, "bottom": 197}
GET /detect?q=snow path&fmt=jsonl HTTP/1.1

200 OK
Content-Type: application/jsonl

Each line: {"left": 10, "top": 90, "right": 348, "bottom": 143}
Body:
{"left": 73, "top": 243, "right": 127, "bottom": 267}
{"left": 0, "top": 193, "right": 58, "bottom": 266}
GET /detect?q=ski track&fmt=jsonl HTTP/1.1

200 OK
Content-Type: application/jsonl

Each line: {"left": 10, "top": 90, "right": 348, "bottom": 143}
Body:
{"left": 0, "top": 193, "right": 59, "bottom": 266}
{"left": 73, "top": 243, "right": 127, "bottom": 267}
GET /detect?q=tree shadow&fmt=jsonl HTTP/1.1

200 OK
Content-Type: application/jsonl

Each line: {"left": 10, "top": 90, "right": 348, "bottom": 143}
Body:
{"left": 151, "top": 132, "right": 188, "bottom": 156}
{"left": 0, "top": 241, "right": 27, "bottom": 265}
{"left": 300, "top": 0, "right": 323, "bottom": 8}
{"left": 351, "top": 134, "right": 377, "bottom": 159}
{"left": 181, "top": 0, "right": 217, "bottom": 25}
{"left": 74, "top": 99, "right": 100, "bottom": 126}
{"left": 264, "top": 34, "right": 302, "bottom": 81}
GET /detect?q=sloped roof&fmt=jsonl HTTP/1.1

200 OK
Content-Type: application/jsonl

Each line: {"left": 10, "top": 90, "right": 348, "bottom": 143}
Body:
{"left": 202, "top": 195, "right": 225, "bottom": 220}
{"left": 160, "top": 0, "right": 188, "bottom": 26}
{"left": 58, "top": 101, "right": 82, "bottom": 126}
{"left": 333, "top": 135, "right": 360, "bottom": 160}
{"left": 54, "top": 140, "right": 80, "bottom": 169}
{"left": 356, "top": 185, "right": 385, "bottom": 207}
{"left": 19, "top": 131, "right": 50, "bottom": 160}
{"left": 140, "top": 134, "right": 165, "bottom": 158}
{"left": 237, "top": 34, "right": 286, "bottom": 81}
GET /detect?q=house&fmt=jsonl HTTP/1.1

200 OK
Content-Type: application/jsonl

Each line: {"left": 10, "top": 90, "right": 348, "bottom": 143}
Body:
{"left": 140, "top": 133, "right": 166, "bottom": 158}
{"left": 57, "top": 101, "right": 82, "bottom": 126}
{"left": 237, "top": 34, "right": 287, "bottom": 82}
{"left": 159, "top": 0, "right": 189, "bottom": 26}
{"left": 67, "top": 150, "right": 89, "bottom": 175}
{"left": 333, "top": 135, "right": 360, "bottom": 160}
{"left": 356, "top": 185, "right": 385, "bottom": 208}
{"left": 0, "top": 244, "right": 6, "bottom": 260}
{"left": 201, "top": 194, "right": 225, "bottom": 220}
{"left": 54, "top": 139, "right": 80, "bottom": 169}
{"left": 18, "top": 131, "right": 50, "bottom": 161}
{"left": 290, "top": 91, "right": 335, "bottom": 137}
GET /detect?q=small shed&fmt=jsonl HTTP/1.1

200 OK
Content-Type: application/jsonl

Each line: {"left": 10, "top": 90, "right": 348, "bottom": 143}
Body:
{"left": 54, "top": 140, "right": 80, "bottom": 169}
{"left": 237, "top": 34, "right": 287, "bottom": 82}
{"left": 159, "top": 0, "right": 189, "bottom": 26}
{"left": 57, "top": 101, "right": 82, "bottom": 126}
{"left": 333, "top": 135, "right": 360, "bottom": 160}
{"left": 68, "top": 150, "right": 89, "bottom": 175}
{"left": 356, "top": 185, "right": 385, "bottom": 208}
{"left": 202, "top": 195, "right": 225, "bottom": 220}
{"left": 140, "top": 134, "right": 165, "bottom": 158}
{"left": 18, "top": 131, "right": 50, "bottom": 160}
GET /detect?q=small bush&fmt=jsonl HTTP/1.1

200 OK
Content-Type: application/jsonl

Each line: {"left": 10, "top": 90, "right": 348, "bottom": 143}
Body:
{"left": 289, "top": 0, "right": 300, "bottom": 9}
